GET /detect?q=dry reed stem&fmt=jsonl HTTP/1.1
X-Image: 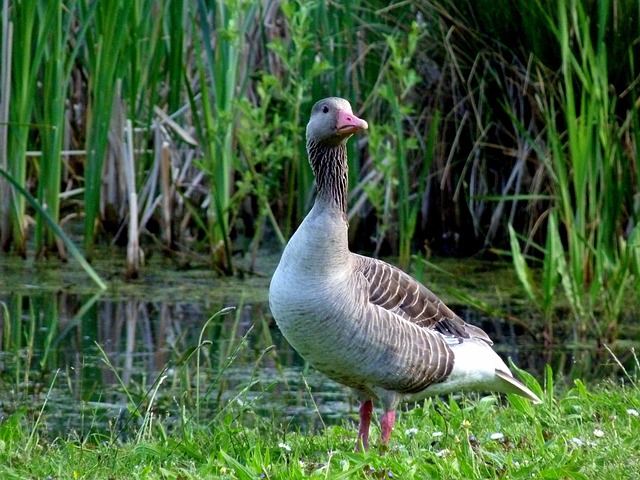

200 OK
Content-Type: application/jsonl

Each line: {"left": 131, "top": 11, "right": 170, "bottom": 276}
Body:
{"left": 124, "top": 119, "right": 140, "bottom": 279}
{"left": 160, "top": 141, "right": 172, "bottom": 247}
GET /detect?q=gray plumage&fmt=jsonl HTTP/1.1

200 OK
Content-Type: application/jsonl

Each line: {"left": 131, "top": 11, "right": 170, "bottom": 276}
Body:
{"left": 269, "top": 97, "right": 541, "bottom": 451}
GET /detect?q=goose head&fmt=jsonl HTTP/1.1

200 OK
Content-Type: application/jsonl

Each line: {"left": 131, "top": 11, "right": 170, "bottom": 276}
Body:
{"left": 306, "top": 97, "right": 368, "bottom": 147}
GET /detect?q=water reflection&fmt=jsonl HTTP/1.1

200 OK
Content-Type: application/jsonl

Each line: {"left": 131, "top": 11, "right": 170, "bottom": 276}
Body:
{"left": 0, "top": 290, "right": 637, "bottom": 438}
{"left": 0, "top": 291, "right": 348, "bottom": 437}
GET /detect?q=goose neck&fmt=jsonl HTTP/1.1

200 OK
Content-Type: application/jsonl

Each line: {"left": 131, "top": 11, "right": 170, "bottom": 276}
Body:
{"left": 307, "top": 140, "right": 348, "bottom": 216}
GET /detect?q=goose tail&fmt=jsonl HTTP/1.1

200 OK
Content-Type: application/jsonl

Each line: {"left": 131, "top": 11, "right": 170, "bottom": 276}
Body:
{"left": 418, "top": 338, "right": 543, "bottom": 404}
{"left": 494, "top": 368, "right": 542, "bottom": 404}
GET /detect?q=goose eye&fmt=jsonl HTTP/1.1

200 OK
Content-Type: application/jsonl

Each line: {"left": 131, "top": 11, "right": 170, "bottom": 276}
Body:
{"left": 322, "top": 105, "right": 329, "bottom": 113}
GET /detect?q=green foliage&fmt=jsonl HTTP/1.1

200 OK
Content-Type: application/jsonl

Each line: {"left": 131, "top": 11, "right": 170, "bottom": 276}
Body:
{"left": 80, "top": 1, "right": 132, "bottom": 255}
{"left": 1, "top": 0, "right": 639, "bottom": 344}
{"left": 1, "top": 0, "right": 54, "bottom": 254}
{"left": 264, "top": 0, "right": 333, "bottom": 233}
{"left": 507, "top": 0, "right": 640, "bottom": 340}
{"left": 364, "top": 21, "right": 439, "bottom": 268}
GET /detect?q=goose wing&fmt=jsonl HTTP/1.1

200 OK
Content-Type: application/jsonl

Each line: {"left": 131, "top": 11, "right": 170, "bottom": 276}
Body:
{"left": 354, "top": 254, "right": 492, "bottom": 345}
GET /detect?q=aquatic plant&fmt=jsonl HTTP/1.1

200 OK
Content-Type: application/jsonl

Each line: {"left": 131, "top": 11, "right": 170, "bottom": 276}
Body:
{"left": 0, "top": 0, "right": 639, "bottom": 345}
{"left": 507, "top": 0, "right": 640, "bottom": 340}
{"left": 0, "top": 0, "right": 52, "bottom": 255}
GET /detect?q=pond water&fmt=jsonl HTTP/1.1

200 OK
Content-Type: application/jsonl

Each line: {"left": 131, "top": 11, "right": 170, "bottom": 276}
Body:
{"left": 1, "top": 251, "right": 638, "bottom": 439}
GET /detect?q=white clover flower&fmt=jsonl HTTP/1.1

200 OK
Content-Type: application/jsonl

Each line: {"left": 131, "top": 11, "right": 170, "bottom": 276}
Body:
{"left": 627, "top": 408, "right": 639, "bottom": 417}
{"left": 570, "top": 437, "right": 584, "bottom": 447}
{"left": 490, "top": 432, "right": 504, "bottom": 440}
{"left": 405, "top": 427, "right": 419, "bottom": 436}
{"left": 278, "top": 442, "right": 291, "bottom": 452}
{"left": 593, "top": 429, "right": 605, "bottom": 438}
{"left": 435, "top": 448, "right": 449, "bottom": 457}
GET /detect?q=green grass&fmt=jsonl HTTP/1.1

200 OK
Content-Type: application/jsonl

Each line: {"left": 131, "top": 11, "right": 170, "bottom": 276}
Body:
{"left": 0, "top": 366, "right": 638, "bottom": 479}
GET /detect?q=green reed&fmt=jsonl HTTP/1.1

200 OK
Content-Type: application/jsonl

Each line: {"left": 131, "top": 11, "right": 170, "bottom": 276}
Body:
{"left": 415, "top": 0, "right": 639, "bottom": 337}
{"left": 80, "top": 1, "right": 132, "bottom": 256}
{"left": 1, "top": 0, "right": 52, "bottom": 254}
{"left": 551, "top": 0, "right": 639, "bottom": 336}
{"left": 166, "top": 0, "right": 186, "bottom": 114}
{"left": 0, "top": 1, "right": 8, "bottom": 249}
{"left": 123, "top": 1, "right": 167, "bottom": 125}
{"left": 36, "top": 0, "right": 88, "bottom": 256}
{"left": 0, "top": 1, "right": 105, "bottom": 288}
{"left": 508, "top": 0, "right": 640, "bottom": 339}
{"left": 187, "top": 0, "right": 260, "bottom": 273}
{"left": 0, "top": 1, "right": 405, "bottom": 274}
{"left": 35, "top": 0, "right": 65, "bottom": 255}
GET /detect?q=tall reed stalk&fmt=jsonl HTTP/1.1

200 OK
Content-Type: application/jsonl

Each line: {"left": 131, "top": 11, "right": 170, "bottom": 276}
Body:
{"left": 1, "top": 0, "right": 52, "bottom": 255}
{"left": 36, "top": 0, "right": 89, "bottom": 257}
{"left": 186, "top": 0, "right": 260, "bottom": 273}
{"left": 35, "top": 0, "right": 65, "bottom": 256}
{"left": 80, "top": 1, "right": 132, "bottom": 257}
{"left": 0, "top": 0, "right": 11, "bottom": 249}
{"left": 509, "top": 0, "right": 640, "bottom": 339}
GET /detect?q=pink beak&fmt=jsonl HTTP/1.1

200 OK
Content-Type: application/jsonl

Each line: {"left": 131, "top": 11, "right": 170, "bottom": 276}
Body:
{"left": 336, "top": 109, "right": 368, "bottom": 135}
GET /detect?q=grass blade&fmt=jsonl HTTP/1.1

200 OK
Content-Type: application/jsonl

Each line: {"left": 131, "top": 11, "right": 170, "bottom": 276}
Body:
{"left": 0, "top": 165, "right": 107, "bottom": 290}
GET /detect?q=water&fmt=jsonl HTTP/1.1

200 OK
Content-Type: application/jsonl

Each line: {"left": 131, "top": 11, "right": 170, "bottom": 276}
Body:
{"left": 1, "top": 252, "right": 638, "bottom": 438}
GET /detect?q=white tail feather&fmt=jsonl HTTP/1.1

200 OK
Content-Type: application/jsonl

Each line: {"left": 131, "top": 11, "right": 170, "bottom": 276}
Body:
{"left": 494, "top": 369, "right": 542, "bottom": 403}
{"left": 414, "top": 339, "right": 542, "bottom": 404}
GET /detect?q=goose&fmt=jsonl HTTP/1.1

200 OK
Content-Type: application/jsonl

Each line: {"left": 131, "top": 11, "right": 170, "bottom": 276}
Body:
{"left": 269, "top": 97, "right": 541, "bottom": 451}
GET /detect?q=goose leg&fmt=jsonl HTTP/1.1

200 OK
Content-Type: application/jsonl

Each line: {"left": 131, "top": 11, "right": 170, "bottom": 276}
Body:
{"left": 380, "top": 410, "right": 396, "bottom": 444}
{"left": 356, "top": 399, "right": 373, "bottom": 451}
